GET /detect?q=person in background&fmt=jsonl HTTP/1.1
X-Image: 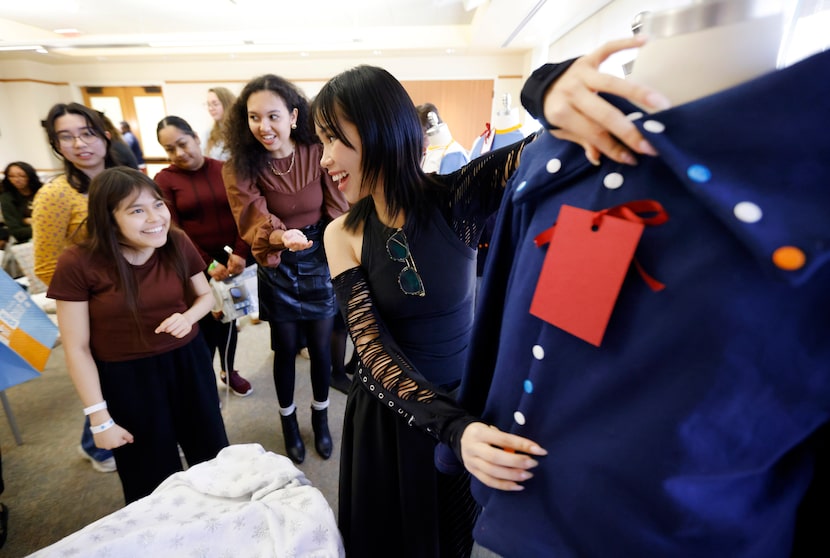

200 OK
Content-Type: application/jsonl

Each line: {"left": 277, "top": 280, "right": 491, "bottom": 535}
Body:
{"left": 1, "top": 161, "right": 42, "bottom": 243}
{"left": 312, "top": 64, "right": 537, "bottom": 557}
{"left": 47, "top": 167, "right": 228, "bottom": 504}
{"left": 204, "top": 87, "right": 236, "bottom": 161}
{"left": 33, "top": 102, "right": 121, "bottom": 473}
{"left": 99, "top": 114, "right": 139, "bottom": 170}
{"left": 119, "top": 121, "right": 146, "bottom": 172}
{"left": 222, "top": 74, "right": 348, "bottom": 465}
{"left": 154, "top": 115, "right": 253, "bottom": 398}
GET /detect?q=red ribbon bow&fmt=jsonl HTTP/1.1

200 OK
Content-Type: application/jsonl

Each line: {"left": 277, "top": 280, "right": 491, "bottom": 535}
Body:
{"left": 534, "top": 200, "right": 669, "bottom": 291}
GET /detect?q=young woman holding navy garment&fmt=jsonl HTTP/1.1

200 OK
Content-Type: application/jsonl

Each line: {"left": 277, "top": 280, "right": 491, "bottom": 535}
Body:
{"left": 313, "top": 65, "right": 540, "bottom": 558}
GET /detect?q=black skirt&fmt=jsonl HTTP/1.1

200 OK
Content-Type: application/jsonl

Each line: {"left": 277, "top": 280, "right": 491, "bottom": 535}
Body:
{"left": 338, "top": 368, "right": 478, "bottom": 558}
{"left": 257, "top": 221, "right": 337, "bottom": 323}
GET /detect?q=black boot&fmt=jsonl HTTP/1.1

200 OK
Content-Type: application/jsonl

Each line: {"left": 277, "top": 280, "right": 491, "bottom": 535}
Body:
{"left": 311, "top": 407, "right": 333, "bottom": 459}
{"left": 280, "top": 411, "right": 305, "bottom": 464}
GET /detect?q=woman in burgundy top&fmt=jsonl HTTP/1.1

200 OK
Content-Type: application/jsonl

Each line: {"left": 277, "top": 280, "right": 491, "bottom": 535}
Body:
{"left": 222, "top": 74, "right": 349, "bottom": 464}
{"left": 154, "top": 115, "right": 253, "bottom": 398}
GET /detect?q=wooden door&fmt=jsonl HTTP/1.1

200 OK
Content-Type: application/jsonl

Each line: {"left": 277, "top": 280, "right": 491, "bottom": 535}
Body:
{"left": 81, "top": 86, "right": 167, "bottom": 163}
{"left": 401, "top": 79, "right": 493, "bottom": 153}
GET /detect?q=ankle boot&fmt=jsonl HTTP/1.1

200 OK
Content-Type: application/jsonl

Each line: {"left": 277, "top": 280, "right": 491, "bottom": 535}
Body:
{"left": 280, "top": 411, "right": 305, "bottom": 464}
{"left": 311, "top": 408, "right": 333, "bottom": 459}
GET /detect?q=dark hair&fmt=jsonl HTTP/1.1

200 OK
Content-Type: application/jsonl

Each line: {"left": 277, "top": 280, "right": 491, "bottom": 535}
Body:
{"left": 157, "top": 115, "right": 197, "bottom": 140}
{"left": 84, "top": 167, "right": 190, "bottom": 345}
{"left": 311, "top": 65, "right": 434, "bottom": 231}
{"left": 2, "top": 161, "right": 43, "bottom": 197}
{"left": 43, "top": 103, "right": 118, "bottom": 194}
{"left": 224, "top": 74, "right": 317, "bottom": 181}
{"left": 99, "top": 113, "right": 124, "bottom": 142}
{"left": 98, "top": 112, "right": 138, "bottom": 169}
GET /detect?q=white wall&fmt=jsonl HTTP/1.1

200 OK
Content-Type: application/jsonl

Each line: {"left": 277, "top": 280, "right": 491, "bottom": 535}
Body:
{"left": 544, "top": 0, "right": 829, "bottom": 74}
{"left": 546, "top": 0, "right": 693, "bottom": 75}
{"left": 0, "top": 51, "right": 529, "bottom": 174}
{"left": 0, "top": 79, "right": 71, "bottom": 174}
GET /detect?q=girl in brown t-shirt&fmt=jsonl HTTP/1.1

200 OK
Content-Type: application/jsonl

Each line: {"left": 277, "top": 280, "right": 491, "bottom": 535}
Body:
{"left": 47, "top": 167, "right": 229, "bottom": 504}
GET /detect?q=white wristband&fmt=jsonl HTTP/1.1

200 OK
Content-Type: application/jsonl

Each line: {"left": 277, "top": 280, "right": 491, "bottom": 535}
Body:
{"left": 89, "top": 418, "right": 115, "bottom": 434}
{"left": 83, "top": 401, "right": 107, "bottom": 415}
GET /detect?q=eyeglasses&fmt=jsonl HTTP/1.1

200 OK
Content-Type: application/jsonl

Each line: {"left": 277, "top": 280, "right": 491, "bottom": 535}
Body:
{"left": 56, "top": 129, "right": 100, "bottom": 146}
{"left": 386, "top": 228, "right": 425, "bottom": 297}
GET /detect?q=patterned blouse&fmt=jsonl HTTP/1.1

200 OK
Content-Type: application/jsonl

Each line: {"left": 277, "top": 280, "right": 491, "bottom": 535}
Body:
{"left": 31, "top": 174, "right": 88, "bottom": 286}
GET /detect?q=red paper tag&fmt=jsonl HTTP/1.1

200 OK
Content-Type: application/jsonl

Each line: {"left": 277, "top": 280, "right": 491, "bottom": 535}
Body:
{"left": 530, "top": 205, "right": 645, "bottom": 346}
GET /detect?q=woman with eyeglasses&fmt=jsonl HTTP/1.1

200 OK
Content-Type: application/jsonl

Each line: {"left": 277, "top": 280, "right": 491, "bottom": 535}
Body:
{"left": 311, "top": 65, "right": 538, "bottom": 558}
{"left": 204, "top": 87, "right": 236, "bottom": 162}
{"left": 222, "top": 75, "right": 349, "bottom": 465}
{"left": 32, "top": 102, "right": 122, "bottom": 474}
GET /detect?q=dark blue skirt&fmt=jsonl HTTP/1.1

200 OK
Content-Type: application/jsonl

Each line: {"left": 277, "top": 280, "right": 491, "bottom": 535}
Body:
{"left": 257, "top": 221, "right": 337, "bottom": 323}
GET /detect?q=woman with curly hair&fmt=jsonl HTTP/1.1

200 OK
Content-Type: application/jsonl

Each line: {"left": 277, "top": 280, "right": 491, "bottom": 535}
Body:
{"left": 222, "top": 74, "right": 348, "bottom": 464}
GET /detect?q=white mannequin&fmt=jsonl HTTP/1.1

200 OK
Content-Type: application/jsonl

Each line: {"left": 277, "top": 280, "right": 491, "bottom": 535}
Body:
{"left": 422, "top": 109, "right": 470, "bottom": 174}
{"left": 470, "top": 93, "right": 525, "bottom": 158}
{"left": 627, "top": 0, "right": 787, "bottom": 107}
{"left": 491, "top": 93, "right": 521, "bottom": 131}
{"left": 425, "top": 112, "right": 455, "bottom": 148}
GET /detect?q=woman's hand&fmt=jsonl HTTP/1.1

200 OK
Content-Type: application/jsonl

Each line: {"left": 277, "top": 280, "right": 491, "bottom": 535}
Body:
{"left": 226, "top": 253, "right": 246, "bottom": 275}
{"left": 207, "top": 261, "right": 230, "bottom": 281}
{"left": 460, "top": 422, "right": 548, "bottom": 491}
{"left": 281, "top": 229, "right": 313, "bottom": 252}
{"left": 93, "top": 423, "right": 134, "bottom": 450}
{"left": 155, "top": 312, "right": 193, "bottom": 338}
{"left": 542, "top": 35, "right": 671, "bottom": 165}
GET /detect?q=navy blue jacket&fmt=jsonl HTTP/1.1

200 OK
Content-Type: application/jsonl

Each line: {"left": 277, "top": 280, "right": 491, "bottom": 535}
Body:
{"left": 459, "top": 50, "right": 830, "bottom": 557}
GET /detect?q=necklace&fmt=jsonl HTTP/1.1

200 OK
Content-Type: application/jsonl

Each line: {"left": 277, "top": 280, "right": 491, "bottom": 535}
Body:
{"left": 268, "top": 150, "right": 295, "bottom": 176}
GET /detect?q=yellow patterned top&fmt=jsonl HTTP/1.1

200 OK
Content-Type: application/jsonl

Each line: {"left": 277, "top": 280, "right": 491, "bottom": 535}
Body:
{"left": 31, "top": 174, "right": 88, "bottom": 286}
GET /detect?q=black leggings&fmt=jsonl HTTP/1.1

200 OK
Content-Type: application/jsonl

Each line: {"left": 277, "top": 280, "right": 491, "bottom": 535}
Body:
{"left": 270, "top": 318, "right": 334, "bottom": 407}
{"left": 200, "top": 314, "right": 238, "bottom": 372}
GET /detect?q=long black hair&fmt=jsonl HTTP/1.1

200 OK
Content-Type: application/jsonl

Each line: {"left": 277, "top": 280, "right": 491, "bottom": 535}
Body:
{"left": 224, "top": 74, "right": 317, "bottom": 182}
{"left": 311, "top": 65, "right": 436, "bottom": 232}
{"left": 1, "top": 161, "right": 43, "bottom": 198}
{"left": 43, "top": 103, "right": 119, "bottom": 194}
